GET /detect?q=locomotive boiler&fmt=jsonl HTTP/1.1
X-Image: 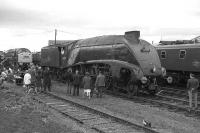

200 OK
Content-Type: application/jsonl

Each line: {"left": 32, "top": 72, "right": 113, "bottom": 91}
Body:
{"left": 41, "top": 31, "right": 163, "bottom": 96}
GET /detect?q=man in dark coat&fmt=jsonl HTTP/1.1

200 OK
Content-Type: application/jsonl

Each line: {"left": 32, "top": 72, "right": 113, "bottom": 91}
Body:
{"left": 35, "top": 67, "right": 43, "bottom": 93}
{"left": 30, "top": 66, "right": 36, "bottom": 88}
{"left": 95, "top": 71, "right": 105, "bottom": 98}
{"left": 82, "top": 72, "right": 92, "bottom": 90}
{"left": 187, "top": 73, "right": 199, "bottom": 110}
{"left": 43, "top": 67, "right": 51, "bottom": 92}
{"left": 66, "top": 68, "right": 73, "bottom": 94}
{"left": 73, "top": 70, "right": 81, "bottom": 96}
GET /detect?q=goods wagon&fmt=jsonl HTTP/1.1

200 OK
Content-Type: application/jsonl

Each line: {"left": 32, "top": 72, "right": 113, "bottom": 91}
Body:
{"left": 41, "top": 31, "right": 164, "bottom": 96}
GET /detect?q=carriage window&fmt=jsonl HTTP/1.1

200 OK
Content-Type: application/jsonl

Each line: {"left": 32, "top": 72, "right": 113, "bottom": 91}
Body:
{"left": 161, "top": 51, "right": 166, "bottom": 59}
{"left": 179, "top": 50, "right": 186, "bottom": 59}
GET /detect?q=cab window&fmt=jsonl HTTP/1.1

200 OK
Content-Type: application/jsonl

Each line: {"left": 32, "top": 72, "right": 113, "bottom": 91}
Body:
{"left": 160, "top": 50, "right": 166, "bottom": 59}
{"left": 179, "top": 50, "right": 186, "bottom": 59}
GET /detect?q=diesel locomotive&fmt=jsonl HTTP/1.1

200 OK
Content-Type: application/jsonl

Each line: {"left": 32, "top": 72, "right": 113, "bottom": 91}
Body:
{"left": 156, "top": 36, "right": 200, "bottom": 85}
{"left": 2, "top": 48, "right": 32, "bottom": 71}
{"left": 41, "top": 31, "right": 164, "bottom": 96}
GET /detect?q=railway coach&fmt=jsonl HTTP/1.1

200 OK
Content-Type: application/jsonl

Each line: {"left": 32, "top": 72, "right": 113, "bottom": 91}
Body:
{"left": 41, "top": 31, "right": 164, "bottom": 96}
{"left": 156, "top": 36, "right": 200, "bottom": 85}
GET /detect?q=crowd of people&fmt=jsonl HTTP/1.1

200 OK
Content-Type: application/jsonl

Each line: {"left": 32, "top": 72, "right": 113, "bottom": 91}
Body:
{"left": 0, "top": 64, "right": 106, "bottom": 98}
{"left": 23, "top": 66, "right": 51, "bottom": 94}
{"left": 65, "top": 69, "right": 106, "bottom": 98}
{"left": 22, "top": 65, "right": 106, "bottom": 98}
{"left": 1, "top": 64, "right": 199, "bottom": 110}
{"left": 22, "top": 66, "right": 200, "bottom": 110}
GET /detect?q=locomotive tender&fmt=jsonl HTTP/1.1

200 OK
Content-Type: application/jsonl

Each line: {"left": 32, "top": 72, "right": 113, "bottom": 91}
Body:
{"left": 156, "top": 36, "right": 200, "bottom": 85}
{"left": 41, "top": 31, "right": 163, "bottom": 96}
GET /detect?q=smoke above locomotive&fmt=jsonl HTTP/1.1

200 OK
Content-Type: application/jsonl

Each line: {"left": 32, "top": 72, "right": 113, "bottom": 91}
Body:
{"left": 41, "top": 31, "right": 163, "bottom": 95}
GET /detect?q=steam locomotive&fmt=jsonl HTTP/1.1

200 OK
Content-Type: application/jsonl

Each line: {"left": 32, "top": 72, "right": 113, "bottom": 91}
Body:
{"left": 41, "top": 31, "right": 164, "bottom": 96}
{"left": 156, "top": 36, "right": 200, "bottom": 85}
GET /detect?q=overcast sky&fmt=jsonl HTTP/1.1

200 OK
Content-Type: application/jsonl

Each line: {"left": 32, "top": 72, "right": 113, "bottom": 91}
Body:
{"left": 0, "top": 0, "right": 200, "bottom": 51}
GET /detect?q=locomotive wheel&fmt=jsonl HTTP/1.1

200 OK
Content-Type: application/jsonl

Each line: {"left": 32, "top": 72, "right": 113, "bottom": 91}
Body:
{"left": 127, "top": 83, "right": 138, "bottom": 97}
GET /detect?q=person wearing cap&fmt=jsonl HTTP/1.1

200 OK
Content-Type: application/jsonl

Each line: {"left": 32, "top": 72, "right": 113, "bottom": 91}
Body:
{"left": 187, "top": 73, "right": 199, "bottom": 110}
{"left": 73, "top": 70, "right": 81, "bottom": 96}
{"left": 95, "top": 71, "right": 105, "bottom": 98}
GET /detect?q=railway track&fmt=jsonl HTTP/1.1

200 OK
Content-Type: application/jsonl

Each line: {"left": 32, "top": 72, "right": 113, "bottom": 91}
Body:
{"left": 33, "top": 93, "right": 159, "bottom": 133}
{"left": 157, "top": 87, "right": 200, "bottom": 106}
{"left": 106, "top": 88, "right": 200, "bottom": 119}
{"left": 158, "top": 87, "right": 200, "bottom": 100}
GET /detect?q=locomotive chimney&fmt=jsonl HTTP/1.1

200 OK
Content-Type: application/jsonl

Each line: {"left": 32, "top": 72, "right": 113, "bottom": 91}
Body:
{"left": 125, "top": 31, "right": 140, "bottom": 44}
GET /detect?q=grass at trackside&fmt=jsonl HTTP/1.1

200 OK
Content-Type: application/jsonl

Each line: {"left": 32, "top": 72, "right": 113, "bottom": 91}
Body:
{"left": 0, "top": 82, "right": 83, "bottom": 133}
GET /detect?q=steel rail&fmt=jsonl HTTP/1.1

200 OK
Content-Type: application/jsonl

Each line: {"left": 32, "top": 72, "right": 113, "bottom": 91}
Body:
{"left": 34, "top": 93, "right": 159, "bottom": 133}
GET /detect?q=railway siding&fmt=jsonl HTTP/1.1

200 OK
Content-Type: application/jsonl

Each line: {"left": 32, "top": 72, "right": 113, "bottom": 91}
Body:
{"left": 50, "top": 82, "right": 200, "bottom": 133}
{"left": 34, "top": 93, "right": 158, "bottom": 133}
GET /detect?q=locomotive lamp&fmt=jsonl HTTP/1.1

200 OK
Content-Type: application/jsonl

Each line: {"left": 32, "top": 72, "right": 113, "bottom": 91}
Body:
{"left": 152, "top": 66, "right": 156, "bottom": 73}
{"left": 141, "top": 77, "right": 148, "bottom": 84}
{"left": 61, "top": 47, "right": 65, "bottom": 55}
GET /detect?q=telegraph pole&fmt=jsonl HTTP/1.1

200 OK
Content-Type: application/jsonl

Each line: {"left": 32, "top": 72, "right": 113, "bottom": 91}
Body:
{"left": 55, "top": 29, "right": 57, "bottom": 45}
